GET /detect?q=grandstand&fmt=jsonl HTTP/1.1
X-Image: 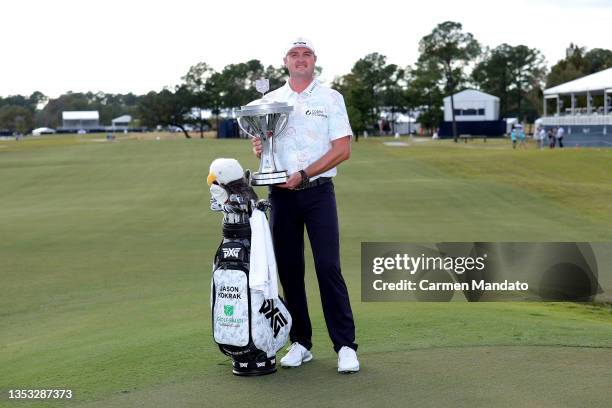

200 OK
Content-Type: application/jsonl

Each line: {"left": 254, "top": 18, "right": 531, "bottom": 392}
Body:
{"left": 61, "top": 111, "right": 101, "bottom": 132}
{"left": 541, "top": 68, "right": 612, "bottom": 146}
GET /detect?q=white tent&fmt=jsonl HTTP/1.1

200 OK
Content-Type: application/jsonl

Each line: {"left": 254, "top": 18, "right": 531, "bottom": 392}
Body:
{"left": 443, "top": 89, "right": 499, "bottom": 122}
{"left": 394, "top": 114, "right": 420, "bottom": 135}
{"left": 505, "top": 118, "right": 519, "bottom": 134}
{"left": 32, "top": 127, "right": 55, "bottom": 135}
{"left": 395, "top": 113, "right": 417, "bottom": 123}
{"left": 542, "top": 68, "right": 612, "bottom": 118}
{"left": 544, "top": 68, "right": 612, "bottom": 96}
{"left": 377, "top": 111, "right": 419, "bottom": 134}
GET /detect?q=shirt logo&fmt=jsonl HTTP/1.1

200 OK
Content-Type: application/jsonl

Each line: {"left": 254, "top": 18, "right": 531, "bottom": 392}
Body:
{"left": 305, "top": 108, "right": 327, "bottom": 118}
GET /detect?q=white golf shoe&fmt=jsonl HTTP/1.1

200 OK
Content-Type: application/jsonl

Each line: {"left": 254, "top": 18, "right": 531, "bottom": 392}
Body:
{"left": 337, "top": 346, "right": 360, "bottom": 373}
{"left": 280, "top": 342, "right": 313, "bottom": 368}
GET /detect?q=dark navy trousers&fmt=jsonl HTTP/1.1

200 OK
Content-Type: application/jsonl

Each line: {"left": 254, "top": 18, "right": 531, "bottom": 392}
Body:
{"left": 269, "top": 181, "right": 357, "bottom": 353}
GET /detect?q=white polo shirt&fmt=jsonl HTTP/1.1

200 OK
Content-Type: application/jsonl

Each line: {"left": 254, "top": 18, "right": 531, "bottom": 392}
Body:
{"left": 264, "top": 79, "right": 353, "bottom": 179}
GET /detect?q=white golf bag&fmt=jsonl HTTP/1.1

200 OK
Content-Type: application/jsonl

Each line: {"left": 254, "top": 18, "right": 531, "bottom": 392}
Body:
{"left": 210, "top": 185, "right": 291, "bottom": 376}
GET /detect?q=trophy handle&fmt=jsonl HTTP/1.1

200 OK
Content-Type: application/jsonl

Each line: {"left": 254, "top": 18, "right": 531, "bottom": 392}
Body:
{"left": 276, "top": 114, "right": 289, "bottom": 136}
{"left": 237, "top": 117, "right": 257, "bottom": 139}
{"left": 270, "top": 113, "right": 289, "bottom": 171}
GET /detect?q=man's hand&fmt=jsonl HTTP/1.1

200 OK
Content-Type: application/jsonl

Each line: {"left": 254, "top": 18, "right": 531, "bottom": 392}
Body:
{"left": 277, "top": 172, "right": 303, "bottom": 189}
{"left": 251, "top": 136, "right": 262, "bottom": 158}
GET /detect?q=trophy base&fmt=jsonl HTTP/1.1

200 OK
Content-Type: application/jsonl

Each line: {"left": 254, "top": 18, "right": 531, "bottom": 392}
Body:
{"left": 251, "top": 171, "right": 288, "bottom": 186}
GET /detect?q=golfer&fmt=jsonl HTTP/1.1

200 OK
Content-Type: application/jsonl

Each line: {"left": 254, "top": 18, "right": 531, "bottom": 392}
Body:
{"left": 251, "top": 38, "right": 359, "bottom": 373}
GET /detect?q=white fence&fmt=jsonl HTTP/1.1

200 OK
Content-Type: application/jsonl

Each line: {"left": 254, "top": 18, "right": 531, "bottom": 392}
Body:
{"left": 541, "top": 115, "right": 612, "bottom": 126}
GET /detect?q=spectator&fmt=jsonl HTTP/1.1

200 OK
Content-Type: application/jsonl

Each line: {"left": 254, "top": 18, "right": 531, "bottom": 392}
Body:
{"left": 510, "top": 127, "right": 517, "bottom": 149}
{"left": 556, "top": 126, "right": 565, "bottom": 148}
{"left": 519, "top": 127, "right": 526, "bottom": 149}
{"left": 548, "top": 128, "right": 556, "bottom": 148}
{"left": 537, "top": 127, "right": 546, "bottom": 150}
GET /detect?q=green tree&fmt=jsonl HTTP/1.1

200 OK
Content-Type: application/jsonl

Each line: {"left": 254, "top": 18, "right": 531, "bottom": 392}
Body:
{"left": 0, "top": 92, "right": 45, "bottom": 112}
{"left": 406, "top": 57, "right": 444, "bottom": 134}
{"left": 95, "top": 93, "right": 142, "bottom": 126}
{"left": 138, "top": 86, "right": 193, "bottom": 139}
{"left": 547, "top": 44, "right": 612, "bottom": 88}
{"left": 182, "top": 62, "right": 214, "bottom": 138}
{"left": 546, "top": 44, "right": 590, "bottom": 88}
{"left": 472, "top": 45, "right": 512, "bottom": 116}
{"left": 418, "top": 21, "right": 480, "bottom": 141}
{"left": 584, "top": 48, "right": 612, "bottom": 73}
{"left": 29, "top": 91, "right": 47, "bottom": 108}
{"left": 0, "top": 95, "right": 32, "bottom": 110}
{"left": 381, "top": 66, "right": 409, "bottom": 134}
{"left": 472, "top": 44, "right": 545, "bottom": 121}
{"left": 332, "top": 53, "right": 401, "bottom": 135}
{"left": 204, "top": 60, "right": 277, "bottom": 132}
{"left": 263, "top": 65, "right": 288, "bottom": 91}
{"left": 332, "top": 72, "right": 370, "bottom": 135}
{"left": 0, "top": 91, "right": 46, "bottom": 133}
{"left": 203, "top": 60, "right": 291, "bottom": 135}
{"left": 352, "top": 53, "right": 396, "bottom": 130}
{"left": 215, "top": 60, "right": 267, "bottom": 109}
{"left": 508, "top": 45, "right": 545, "bottom": 121}
{"left": 0, "top": 105, "right": 33, "bottom": 133}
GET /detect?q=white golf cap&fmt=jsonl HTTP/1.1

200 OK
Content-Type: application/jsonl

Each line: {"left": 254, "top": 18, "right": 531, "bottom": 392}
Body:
{"left": 285, "top": 37, "right": 315, "bottom": 55}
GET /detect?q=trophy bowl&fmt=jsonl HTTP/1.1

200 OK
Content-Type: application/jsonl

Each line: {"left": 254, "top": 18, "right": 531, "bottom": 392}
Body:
{"left": 236, "top": 99, "right": 293, "bottom": 186}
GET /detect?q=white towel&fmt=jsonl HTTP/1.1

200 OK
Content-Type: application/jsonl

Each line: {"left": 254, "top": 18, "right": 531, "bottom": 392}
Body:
{"left": 249, "top": 208, "right": 279, "bottom": 299}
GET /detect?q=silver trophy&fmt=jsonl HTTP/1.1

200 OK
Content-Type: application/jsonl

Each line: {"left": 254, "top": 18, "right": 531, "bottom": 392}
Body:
{"left": 236, "top": 79, "right": 293, "bottom": 186}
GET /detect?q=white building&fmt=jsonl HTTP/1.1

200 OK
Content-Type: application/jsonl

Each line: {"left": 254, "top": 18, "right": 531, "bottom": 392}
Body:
{"left": 443, "top": 90, "right": 500, "bottom": 122}
{"left": 111, "top": 114, "right": 132, "bottom": 130}
{"left": 542, "top": 67, "right": 612, "bottom": 125}
{"left": 62, "top": 111, "right": 100, "bottom": 130}
{"left": 541, "top": 68, "right": 612, "bottom": 145}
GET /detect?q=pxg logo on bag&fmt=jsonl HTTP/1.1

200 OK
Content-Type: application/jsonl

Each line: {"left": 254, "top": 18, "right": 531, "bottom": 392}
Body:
{"left": 259, "top": 300, "right": 289, "bottom": 338}
{"left": 222, "top": 247, "right": 241, "bottom": 258}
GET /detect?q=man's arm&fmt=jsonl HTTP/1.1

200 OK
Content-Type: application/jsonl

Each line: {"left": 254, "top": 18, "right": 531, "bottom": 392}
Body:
{"left": 279, "top": 135, "right": 351, "bottom": 189}
{"left": 304, "top": 135, "right": 351, "bottom": 178}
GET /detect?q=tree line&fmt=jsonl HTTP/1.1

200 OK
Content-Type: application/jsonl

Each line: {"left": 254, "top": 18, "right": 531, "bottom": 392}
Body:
{"left": 2, "top": 21, "right": 611, "bottom": 139}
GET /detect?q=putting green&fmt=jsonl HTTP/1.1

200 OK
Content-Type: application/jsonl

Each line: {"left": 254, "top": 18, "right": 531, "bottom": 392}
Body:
{"left": 1, "top": 135, "right": 611, "bottom": 407}
{"left": 78, "top": 346, "right": 612, "bottom": 408}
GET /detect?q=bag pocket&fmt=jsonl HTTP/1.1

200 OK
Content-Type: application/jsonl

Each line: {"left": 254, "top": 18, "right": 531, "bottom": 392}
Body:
{"left": 212, "top": 267, "right": 250, "bottom": 347}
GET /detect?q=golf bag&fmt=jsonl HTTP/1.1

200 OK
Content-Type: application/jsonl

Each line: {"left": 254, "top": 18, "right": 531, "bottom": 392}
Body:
{"left": 210, "top": 189, "right": 291, "bottom": 376}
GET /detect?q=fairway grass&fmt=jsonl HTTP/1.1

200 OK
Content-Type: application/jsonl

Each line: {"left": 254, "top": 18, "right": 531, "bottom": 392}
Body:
{"left": 1, "top": 135, "right": 611, "bottom": 407}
